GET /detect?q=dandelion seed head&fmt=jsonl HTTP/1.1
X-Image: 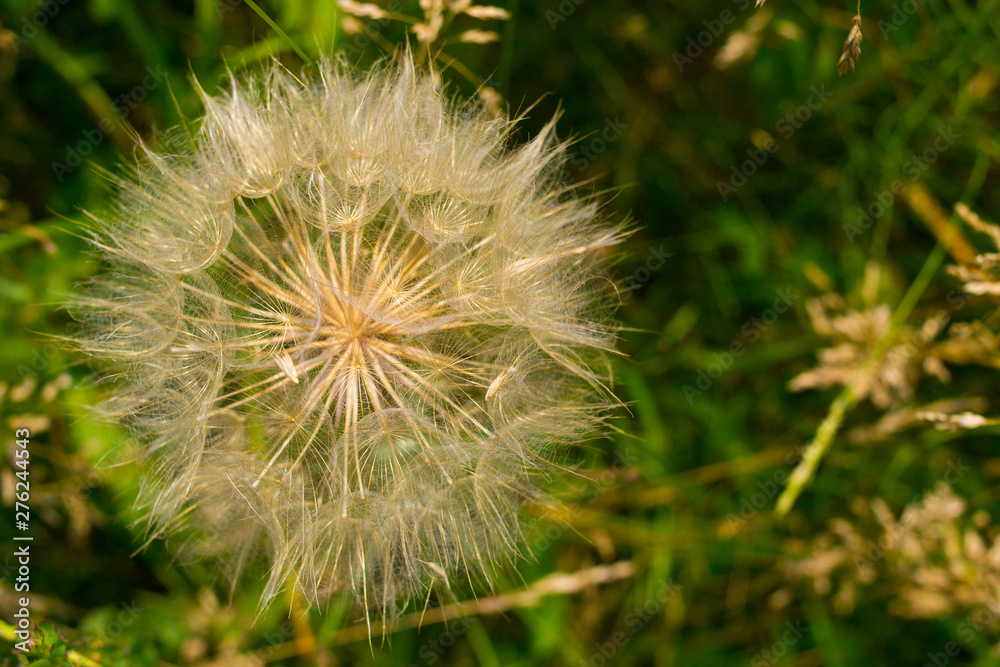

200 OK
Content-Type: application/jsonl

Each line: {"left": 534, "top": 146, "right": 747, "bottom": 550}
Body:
{"left": 75, "top": 55, "right": 625, "bottom": 619}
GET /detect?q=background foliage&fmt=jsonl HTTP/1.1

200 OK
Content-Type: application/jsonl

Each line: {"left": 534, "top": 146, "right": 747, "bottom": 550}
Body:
{"left": 1, "top": 0, "right": 1000, "bottom": 664}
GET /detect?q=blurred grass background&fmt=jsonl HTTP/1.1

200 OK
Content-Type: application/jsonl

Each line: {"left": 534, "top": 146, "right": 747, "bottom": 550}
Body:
{"left": 1, "top": 0, "right": 1000, "bottom": 664}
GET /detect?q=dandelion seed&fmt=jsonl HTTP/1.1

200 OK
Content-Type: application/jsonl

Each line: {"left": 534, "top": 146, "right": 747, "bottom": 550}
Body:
{"left": 275, "top": 352, "right": 300, "bottom": 384}
{"left": 485, "top": 367, "right": 513, "bottom": 401}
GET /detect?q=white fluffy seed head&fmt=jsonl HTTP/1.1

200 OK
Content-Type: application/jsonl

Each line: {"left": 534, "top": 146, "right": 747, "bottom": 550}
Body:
{"left": 74, "top": 55, "right": 626, "bottom": 620}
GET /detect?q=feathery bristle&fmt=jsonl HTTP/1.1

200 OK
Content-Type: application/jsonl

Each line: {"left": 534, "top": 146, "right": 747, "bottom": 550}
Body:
{"left": 74, "top": 54, "right": 626, "bottom": 622}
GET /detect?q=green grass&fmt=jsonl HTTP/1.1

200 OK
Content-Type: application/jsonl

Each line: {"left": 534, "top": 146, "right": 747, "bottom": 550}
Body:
{"left": 2, "top": 0, "right": 1000, "bottom": 665}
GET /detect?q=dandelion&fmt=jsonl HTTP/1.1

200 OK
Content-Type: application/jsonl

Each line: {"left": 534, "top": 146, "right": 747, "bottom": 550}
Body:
{"left": 73, "top": 55, "right": 626, "bottom": 621}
